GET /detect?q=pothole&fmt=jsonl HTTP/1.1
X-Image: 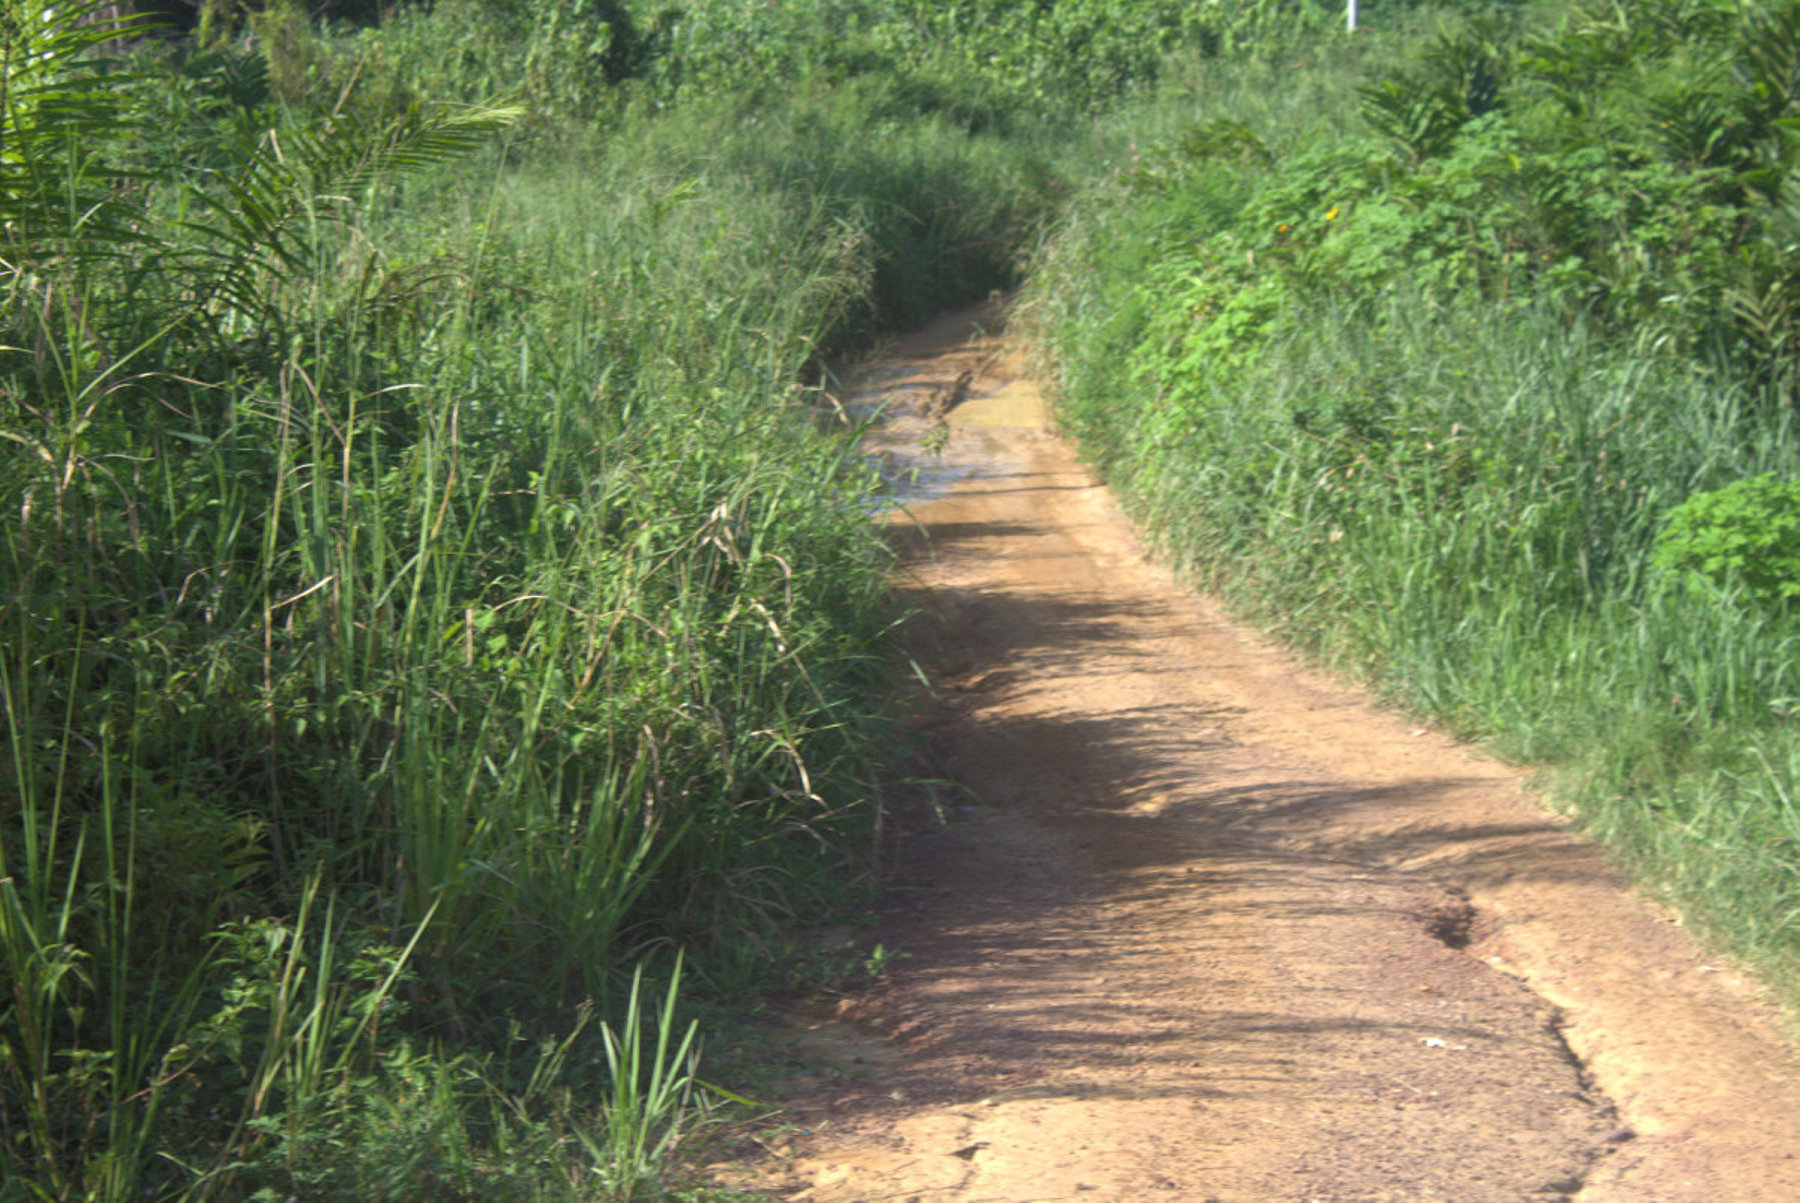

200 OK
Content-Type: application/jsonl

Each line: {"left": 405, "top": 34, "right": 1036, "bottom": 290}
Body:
{"left": 1421, "top": 887, "right": 1639, "bottom": 1173}
{"left": 1421, "top": 888, "right": 1478, "bottom": 949}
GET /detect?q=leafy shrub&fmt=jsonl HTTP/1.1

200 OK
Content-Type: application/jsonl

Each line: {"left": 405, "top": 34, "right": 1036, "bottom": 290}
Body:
{"left": 1654, "top": 473, "right": 1800, "bottom": 603}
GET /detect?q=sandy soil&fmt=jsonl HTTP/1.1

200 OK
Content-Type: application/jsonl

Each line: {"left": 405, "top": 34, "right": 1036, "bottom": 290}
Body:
{"left": 721, "top": 308, "right": 1800, "bottom": 1201}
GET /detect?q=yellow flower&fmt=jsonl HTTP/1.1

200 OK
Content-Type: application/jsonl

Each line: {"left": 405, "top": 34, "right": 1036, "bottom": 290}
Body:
{"left": 1277, "top": 223, "right": 1289, "bottom": 233}
{"left": 1326, "top": 207, "right": 1339, "bottom": 221}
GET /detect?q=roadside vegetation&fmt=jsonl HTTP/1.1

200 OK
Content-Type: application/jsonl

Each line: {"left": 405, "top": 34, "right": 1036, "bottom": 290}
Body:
{"left": 14, "top": 0, "right": 1800, "bottom": 1194}
{"left": 1022, "top": 0, "right": 1800, "bottom": 1005}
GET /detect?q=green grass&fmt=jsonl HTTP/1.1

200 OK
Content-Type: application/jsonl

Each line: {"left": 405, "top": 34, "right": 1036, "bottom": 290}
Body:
{"left": 0, "top": 12, "right": 1091, "bottom": 1193}
{"left": 1020, "top": 3, "right": 1800, "bottom": 1004}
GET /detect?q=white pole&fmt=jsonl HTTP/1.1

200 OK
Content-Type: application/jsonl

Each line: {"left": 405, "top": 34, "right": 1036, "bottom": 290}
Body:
{"left": 1348, "top": 0, "right": 1357, "bottom": 31}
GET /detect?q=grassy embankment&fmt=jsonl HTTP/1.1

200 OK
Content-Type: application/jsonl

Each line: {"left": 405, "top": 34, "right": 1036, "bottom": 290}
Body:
{"left": 1022, "top": 0, "right": 1800, "bottom": 999}
{"left": 0, "top": 0, "right": 1295, "bottom": 1194}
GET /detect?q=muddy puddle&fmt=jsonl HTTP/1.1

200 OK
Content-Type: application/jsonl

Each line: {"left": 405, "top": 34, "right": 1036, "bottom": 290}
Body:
{"left": 848, "top": 307, "right": 1049, "bottom": 507}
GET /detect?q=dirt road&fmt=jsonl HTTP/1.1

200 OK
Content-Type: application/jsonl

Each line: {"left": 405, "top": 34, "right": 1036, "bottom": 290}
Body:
{"left": 729, "top": 309, "right": 1800, "bottom": 1201}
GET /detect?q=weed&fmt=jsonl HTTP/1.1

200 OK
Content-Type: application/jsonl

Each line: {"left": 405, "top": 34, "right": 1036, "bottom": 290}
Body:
{"left": 1654, "top": 473, "right": 1800, "bottom": 605}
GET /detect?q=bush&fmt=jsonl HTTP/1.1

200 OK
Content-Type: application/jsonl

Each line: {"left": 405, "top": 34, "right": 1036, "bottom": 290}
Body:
{"left": 1654, "top": 473, "right": 1800, "bottom": 605}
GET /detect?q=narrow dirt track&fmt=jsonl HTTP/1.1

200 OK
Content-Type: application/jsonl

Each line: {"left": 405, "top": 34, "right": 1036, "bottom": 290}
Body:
{"left": 727, "top": 309, "right": 1800, "bottom": 1201}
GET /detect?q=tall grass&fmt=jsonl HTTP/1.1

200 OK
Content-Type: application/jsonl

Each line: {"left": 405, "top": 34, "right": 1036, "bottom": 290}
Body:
{"left": 1038, "top": 288, "right": 1800, "bottom": 988}
{"left": 0, "top": 14, "right": 1080, "bottom": 1191}
{"left": 1022, "top": 10, "right": 1800, "bottom": 999}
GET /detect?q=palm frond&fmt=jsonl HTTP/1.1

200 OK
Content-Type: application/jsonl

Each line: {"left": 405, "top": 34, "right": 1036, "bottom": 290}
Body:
{"left": 184, "top": 100, "right": 523, "bottom": 322}
{"left": 0, "top": 0, "right": 160, "bottom": 262}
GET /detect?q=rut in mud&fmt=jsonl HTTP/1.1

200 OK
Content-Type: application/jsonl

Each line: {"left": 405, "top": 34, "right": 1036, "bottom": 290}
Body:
{"left": 722, "top": 309, "right": 1800, "bottom": 1202}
